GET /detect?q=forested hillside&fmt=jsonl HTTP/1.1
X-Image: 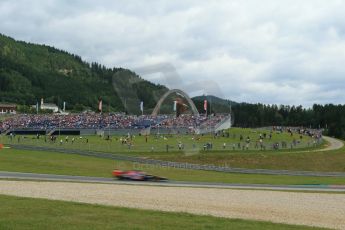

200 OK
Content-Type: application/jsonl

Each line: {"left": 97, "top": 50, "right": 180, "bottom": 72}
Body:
{"left": 193, "top": 97, "right": 345, "bottom": 139}
{"left": 0, "top": 34, "right": 167, "bottom": 113}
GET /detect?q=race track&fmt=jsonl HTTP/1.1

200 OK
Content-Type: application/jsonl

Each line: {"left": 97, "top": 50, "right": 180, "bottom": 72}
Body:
{"left": 1, "top": 136, "right": 345, "bottom": 229}
{"left": 1, "top": 171, "right": 345, "bottom": 192}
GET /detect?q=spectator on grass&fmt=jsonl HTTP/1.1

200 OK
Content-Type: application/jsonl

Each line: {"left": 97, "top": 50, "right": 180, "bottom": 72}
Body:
{"left": 178, "top": 142, "right": 182, "bottom": 150}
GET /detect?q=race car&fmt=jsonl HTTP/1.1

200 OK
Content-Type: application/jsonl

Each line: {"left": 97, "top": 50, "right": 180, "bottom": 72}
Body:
{"left": 112, "top": 169, "right": 168, "bottom": 182}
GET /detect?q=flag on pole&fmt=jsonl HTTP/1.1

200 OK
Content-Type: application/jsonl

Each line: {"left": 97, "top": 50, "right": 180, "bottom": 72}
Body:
{"left": 63, "top": 101, "right": 66, "bottom": 112}
{"left": 140, "top": 101, "right": 144, "bottom": 113}
{"left": 204, "top": 100, "right": 207, "bottom": 111}
{"left": 98, "top": 99, "right": 102, "bottom": 112}
{"left": 173, "top": 101, "right": 177, "bottom": 111}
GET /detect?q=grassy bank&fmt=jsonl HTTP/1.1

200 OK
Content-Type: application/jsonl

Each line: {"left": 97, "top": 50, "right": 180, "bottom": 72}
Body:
{"left": 0, "top": 148, "right": 344, "bottom": 185}
{"left": 1, "top": 127, "right": 340, "bottom": 172}
{"left": 0, "top": 128, "right": 320, "bottom": 154}
{"left": 149, "top": 147, "right": 345, "bottom": 172}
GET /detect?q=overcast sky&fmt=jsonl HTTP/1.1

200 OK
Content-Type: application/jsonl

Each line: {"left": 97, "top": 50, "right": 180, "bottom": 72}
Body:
{"left": 1, "top": 0, "right": 345, "bottom": 106}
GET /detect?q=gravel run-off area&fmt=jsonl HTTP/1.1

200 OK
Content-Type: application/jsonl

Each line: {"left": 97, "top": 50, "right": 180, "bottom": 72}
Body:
{"left": 1, "top": 181, "right": 345, "bottom": 229}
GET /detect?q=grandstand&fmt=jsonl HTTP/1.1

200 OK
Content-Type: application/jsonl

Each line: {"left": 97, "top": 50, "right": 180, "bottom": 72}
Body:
{"left": 0, "top": 113, "right": 231, "bottom": 136}
{"left": 0, "top": 89, "right": 232, "bottom": 136}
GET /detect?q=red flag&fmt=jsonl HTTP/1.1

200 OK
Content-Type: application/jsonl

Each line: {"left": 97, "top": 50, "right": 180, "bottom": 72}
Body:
{"left": 98, "top": 99, "right": 102, "bottom": 112}
{"left": 204, "top": 100, "right": 207, "bottom": 111}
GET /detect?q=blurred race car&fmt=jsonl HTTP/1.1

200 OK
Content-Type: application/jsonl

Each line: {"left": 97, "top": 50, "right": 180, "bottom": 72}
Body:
{"left": 112, "top": 169, "right": 168, "bottom": 182}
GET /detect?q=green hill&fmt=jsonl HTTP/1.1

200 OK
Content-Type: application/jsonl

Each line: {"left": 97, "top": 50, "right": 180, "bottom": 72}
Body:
{"left": 0, "top": 34, "right": 167, "bottom": 113}
{"left": 192, "top": 95, "right": 237, "bottom": 114}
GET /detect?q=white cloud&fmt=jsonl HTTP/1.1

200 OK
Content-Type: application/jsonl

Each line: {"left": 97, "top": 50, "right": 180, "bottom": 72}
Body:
{"left": 1, "top": 0, "right": 345, "bottom": 106}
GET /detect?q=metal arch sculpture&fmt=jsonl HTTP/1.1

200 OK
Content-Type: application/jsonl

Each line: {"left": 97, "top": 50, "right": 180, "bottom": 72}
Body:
{"left": 152, "top": 89, "right": 199, "bottom": 116}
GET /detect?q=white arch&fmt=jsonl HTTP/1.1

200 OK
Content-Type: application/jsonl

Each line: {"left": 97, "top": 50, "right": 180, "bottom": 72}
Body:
{"left": 152, "top": 89, "right": 199, "bottom": 116}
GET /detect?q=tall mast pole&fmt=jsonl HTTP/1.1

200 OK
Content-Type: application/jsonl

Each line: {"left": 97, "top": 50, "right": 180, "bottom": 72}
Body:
{"left": 229, "top": 101, "right": 232, "bottom": 128}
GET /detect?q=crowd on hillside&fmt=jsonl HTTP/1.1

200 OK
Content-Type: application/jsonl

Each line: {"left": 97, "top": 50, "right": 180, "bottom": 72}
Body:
{"left": 271, "top": 126, "right": 323, "bottom": 139}
{"left": 0, "top": 113, "right": 227, "bottom": 132}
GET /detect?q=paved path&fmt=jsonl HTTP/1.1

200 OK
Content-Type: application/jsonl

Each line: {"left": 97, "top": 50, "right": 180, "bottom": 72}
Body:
{"left": 1, "top": 180, "right": 345, "bottom": 230}
{"left": 1, "top": 171, "right": 345, "bottom": 192}
{"left": 321, "top": 136, "right": 344, "bottom": 151}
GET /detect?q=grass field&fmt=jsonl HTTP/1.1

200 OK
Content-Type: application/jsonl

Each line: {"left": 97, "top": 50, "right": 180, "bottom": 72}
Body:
{"left": 148, "top": 147, "right": 345, "bottom": 172}
{"left": 1, "top": 148, "right": 344, "bottom": 185}
{"left": 2, "top": 129, "right": 344, "bottom": 172}
{"left": 1, "top": 128, "right": 321, "bottom": 154}
{"left": 0, "top": 195, "right": 327, "bottom": 230}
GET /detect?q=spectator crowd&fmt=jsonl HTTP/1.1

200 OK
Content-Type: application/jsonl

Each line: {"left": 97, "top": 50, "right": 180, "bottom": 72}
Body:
{"left": 0, "top": 113, "right": 227, "bottom": 132}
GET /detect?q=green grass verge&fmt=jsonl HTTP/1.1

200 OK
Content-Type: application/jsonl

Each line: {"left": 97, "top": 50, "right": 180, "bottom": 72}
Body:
{"left": 0, "top": 195, "right": 328, "bottom": 230}
{"left": 0, "top": 148, "right": 344, "bottom": 185}
{"left": 0, "top": 127, "right": 321, "bottom": 154}
{"left": 149, "top": 146, "right": 345, "bottom": 172}
{"left": 1, "top": 127, "right": 339, "bottom": 172}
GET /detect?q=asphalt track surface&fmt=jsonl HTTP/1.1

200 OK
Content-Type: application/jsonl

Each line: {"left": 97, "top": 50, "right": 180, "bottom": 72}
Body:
{"left": 7, "top": 136, "right": 345, "bottom": 177}
{"left": 1, "top": 171, "right": 345, "bottom": 192}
